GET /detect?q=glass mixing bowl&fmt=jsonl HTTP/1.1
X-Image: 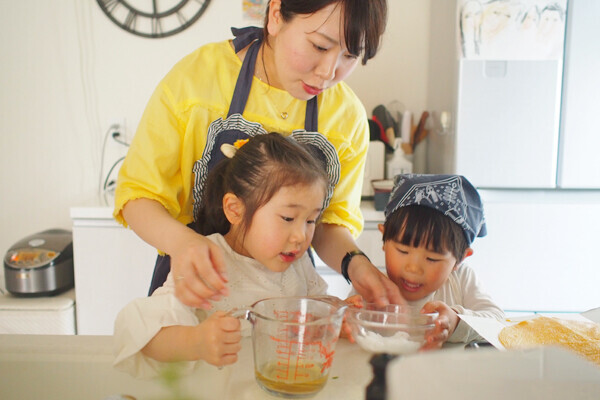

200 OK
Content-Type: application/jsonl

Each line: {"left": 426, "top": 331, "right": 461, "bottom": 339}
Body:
{"left": 346, "top": 303, "right": 438, "bottom": 355}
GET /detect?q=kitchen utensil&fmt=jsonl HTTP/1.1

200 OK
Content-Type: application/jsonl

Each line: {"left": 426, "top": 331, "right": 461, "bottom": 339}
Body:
{"left": 400, "top": 141, "right": 413, "bottom": 155}
{"left": 347, "top": 303, "right": 437, "bottom": 355}
{"left": 368, "top": 118, "right": 394, "bottom": 152}
{"left": 3, "top": 229, "right": 74, "bottom": 297}
{"left": 372, "top": 104, "right": 397, "bottom": 146}
{"left": 412, "top": 111, "right": 430, "bottom": 150}
{"left": 386, "top": 100, "right": 405, "bottom": 138}
{"left": 231, "top": 296, "right": 347, "bottom": 398}
{"left": 400, "top": 110, "right": 412, "bottom": 144}
{"left": 412, "top": 135, "right": 428, "bottom": 173}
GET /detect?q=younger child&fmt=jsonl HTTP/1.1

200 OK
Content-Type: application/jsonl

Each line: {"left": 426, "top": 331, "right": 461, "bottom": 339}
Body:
{"left": 379, "top": 174, "right": 504, "bottom": 349}
{"left": 113, "top": 132, "right": 339, "bottom": 377}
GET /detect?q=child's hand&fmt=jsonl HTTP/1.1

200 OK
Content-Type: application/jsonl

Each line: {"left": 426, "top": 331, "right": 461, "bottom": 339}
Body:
{"left": 420, "top": 301, "right": 459, "bottom": 351}
{"left": 340, "top": 295, "right": 364, "bottom": 342}
{"left": 344, "top": 294, "right": 364, "bottom": 308}
{"left": 194, "top": 311, "right": 242, "bottom": 366}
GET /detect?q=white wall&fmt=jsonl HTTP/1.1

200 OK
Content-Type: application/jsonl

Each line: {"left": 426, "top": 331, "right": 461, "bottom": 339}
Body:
{"left": 0, "top": 0, "right": 431, "bottom": 255}
{"left": 347, "top": 0, "right": 430, "bottom": 114}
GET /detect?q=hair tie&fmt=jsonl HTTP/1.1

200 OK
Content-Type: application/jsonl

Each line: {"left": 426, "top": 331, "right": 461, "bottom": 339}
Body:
{"left": 220, "top": 138, "right": 249, "bottom": 159}
{"left": 220, "top": 144, "right": 237, "bottom": 159}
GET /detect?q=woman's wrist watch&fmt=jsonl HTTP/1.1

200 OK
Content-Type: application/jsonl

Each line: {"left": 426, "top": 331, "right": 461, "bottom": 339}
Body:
{"left": 341, "top": 250, "right": 370, "bottom": 284}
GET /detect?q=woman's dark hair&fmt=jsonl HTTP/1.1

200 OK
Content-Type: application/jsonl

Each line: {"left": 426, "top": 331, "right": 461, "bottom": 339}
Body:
{"left": 382, "top": 205, "right": 469, "bottom": 261}
{"left": 195, "top": 133, "right": 329, "bottom": 237}
{"left": 263, "top": 0, "right": 388, "bottom": 65}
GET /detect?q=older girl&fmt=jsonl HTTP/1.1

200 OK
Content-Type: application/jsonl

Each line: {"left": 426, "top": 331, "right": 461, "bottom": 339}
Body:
{"left": 114, "top": 133, "right": 340, "bottom": 377}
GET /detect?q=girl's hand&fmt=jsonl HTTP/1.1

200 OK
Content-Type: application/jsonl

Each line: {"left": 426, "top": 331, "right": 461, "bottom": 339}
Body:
{"left": 170, "top": 229, "right": 228, "bottom": 309}
{"left": 420, "top": 301, "right": 459, "bottom": 351}
{"left": 344, "top": 294, "right": 364, "bottom": 308}
{"left": 194, "top": 311, "right": 242, "bottom": 367}
{"left": 340, "top": 295, "right": 364, "bottom": 342}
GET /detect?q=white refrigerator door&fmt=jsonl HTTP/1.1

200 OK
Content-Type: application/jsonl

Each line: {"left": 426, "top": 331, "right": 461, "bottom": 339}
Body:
{"left": 455, "top": 60, "right": 562, "bottom": 188}
{"left": 557, "top": 0, "right": 600, "bottom": 188}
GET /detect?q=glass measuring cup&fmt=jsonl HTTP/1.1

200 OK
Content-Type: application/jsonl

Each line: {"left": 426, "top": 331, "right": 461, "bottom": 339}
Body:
{"left": 232, "top": 296, "right": 347, "bottom": 398}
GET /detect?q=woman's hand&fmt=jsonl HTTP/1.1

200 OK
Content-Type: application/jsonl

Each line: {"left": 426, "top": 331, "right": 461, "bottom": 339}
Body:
{"left": 311, "top": 223, "right": 404, "bottom": 307}
{"left": 122, "top": 198, "right": 228, "bottom": 309}
{"left": 193, "top": 311, "right": 242, "bottom": 367}
{"left": 170, "top": 229, "right": 229, "bottom": 309}
{"left": 348, "top": 256, "right": 404, "bottom": 306}
{"left": 420, "top": 301, "right": 459, "bottom": 350}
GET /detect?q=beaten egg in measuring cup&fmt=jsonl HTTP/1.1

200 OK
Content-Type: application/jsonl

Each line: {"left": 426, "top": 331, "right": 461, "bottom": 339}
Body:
{"left": 231, "top": 296, "right": 347, "bottom": 398}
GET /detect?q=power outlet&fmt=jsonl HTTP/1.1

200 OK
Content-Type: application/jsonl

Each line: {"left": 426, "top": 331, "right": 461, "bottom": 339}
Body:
{"left": 107, "top": 118, "right": 127, "bottom": 141}
{"left": 100, "top": 118, "right": 129, "bottom": 205}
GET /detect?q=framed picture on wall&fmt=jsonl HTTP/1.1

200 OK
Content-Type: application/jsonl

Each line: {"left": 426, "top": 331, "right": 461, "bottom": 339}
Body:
{"left": 457, "top": 0, "right": 567, "bottom": 60}
{"left": 243, "top": 0, "right": 267, "bottom": 24}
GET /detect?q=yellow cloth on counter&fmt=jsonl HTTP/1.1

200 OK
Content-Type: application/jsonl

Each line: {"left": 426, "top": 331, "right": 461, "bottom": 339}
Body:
{"left": 113, "top": 39, "right": 368, "bottom": 239}
{"left": 499, "top": 316, "right": 600, "bottom": 366}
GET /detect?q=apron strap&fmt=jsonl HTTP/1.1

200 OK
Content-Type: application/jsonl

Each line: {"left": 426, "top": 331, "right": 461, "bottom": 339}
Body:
{"left": 228, "top": 27, "right": 263, "bottom": 117}
{"left": 305, "top": 97, "right": 318, "bottom": 132}
{"left": 231, "top": 26, "right": 263, "bottom": 52}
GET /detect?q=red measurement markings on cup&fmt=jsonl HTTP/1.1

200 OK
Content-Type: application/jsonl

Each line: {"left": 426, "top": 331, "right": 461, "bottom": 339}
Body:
{"left": 272, "top": 310, "right": 321, "bottom": 381}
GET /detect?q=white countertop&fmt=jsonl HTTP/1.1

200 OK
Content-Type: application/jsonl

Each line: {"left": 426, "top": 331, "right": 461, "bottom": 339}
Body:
{"left": 70, "top": 206, "right": 114, "bottom": 220}
{"left": 2, "top": 333, "right": 598, "bottom": 400}
{"left": 0, "top": 334, "right": 377, "bottom": 400}
{"left": 70, "top": 206, "right": 117, "bottom": 228}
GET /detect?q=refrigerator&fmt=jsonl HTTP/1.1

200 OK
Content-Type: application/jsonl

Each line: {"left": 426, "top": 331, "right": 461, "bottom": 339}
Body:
{"left": 425, "top": 0, "right": 600, "bottom": 313}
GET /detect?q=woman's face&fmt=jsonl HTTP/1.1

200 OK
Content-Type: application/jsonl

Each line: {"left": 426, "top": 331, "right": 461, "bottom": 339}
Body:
{"left": 264, "top": 0, "right": 360, "bottom": 100}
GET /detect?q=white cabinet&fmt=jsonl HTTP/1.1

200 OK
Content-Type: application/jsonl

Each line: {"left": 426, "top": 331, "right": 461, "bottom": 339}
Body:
{"left": 471, "top": 190, "right": 600, "bottom": 313}
{"left": 71, "top": 207, "right": 157, "bottom": 335}
{"left": 0, "top": 286, "right": 76, "bottom": 335}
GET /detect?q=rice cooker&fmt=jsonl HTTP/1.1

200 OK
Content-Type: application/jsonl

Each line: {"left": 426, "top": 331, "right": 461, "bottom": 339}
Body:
{"left": 3, "top": 229, "right": 74, "bottom": 297}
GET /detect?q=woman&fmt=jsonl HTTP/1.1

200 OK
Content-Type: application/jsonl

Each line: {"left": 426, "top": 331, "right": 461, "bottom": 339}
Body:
{"left": 114, "top": 0, "right": 401, "bottom": 309}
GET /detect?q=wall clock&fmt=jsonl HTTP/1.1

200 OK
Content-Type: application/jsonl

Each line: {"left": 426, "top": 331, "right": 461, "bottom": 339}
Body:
{"left": 97, "top": 0, "right": 211, "bottom": 39}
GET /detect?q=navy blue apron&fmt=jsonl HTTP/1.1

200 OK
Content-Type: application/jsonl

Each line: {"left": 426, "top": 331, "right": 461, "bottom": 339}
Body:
{"left": 148, "top": 27, "right": 322, "bottom": 295}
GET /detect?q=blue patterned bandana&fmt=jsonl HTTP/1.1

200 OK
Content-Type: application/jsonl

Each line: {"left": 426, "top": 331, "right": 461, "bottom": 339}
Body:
{"left": 384, "top": 174, "right": 487, "bottom": 245}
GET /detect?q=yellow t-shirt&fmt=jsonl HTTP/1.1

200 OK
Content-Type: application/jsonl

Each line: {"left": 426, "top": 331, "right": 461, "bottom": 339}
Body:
{"left": 114, "top": 39, "right": 368, "bottom": 237}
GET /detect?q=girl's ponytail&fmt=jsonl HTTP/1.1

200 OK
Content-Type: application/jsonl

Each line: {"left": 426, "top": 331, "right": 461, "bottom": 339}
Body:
{"left": 194, "top": 159, "right": 231, "bottom": 236}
